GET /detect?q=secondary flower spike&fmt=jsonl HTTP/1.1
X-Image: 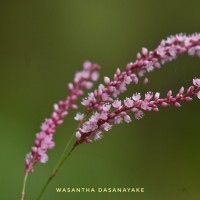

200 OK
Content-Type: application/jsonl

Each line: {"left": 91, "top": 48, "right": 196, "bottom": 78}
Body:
{"left": 76, "top": 79, "right": 200, "bottom": 143}
{"left": 25, "top": 62, "right": 100, "bottom": 174}
{"left": 81, "top": 33, "right": 200, "bottom": 113}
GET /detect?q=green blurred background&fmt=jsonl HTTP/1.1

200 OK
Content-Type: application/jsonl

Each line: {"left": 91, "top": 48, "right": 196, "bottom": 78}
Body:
{"left": 0, "top": 0, "right": 200, "bottom": 199}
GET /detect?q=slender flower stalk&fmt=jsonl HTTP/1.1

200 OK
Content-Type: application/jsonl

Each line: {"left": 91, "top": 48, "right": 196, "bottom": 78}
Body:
{"left": 21, "top": 61, "right": 100, "bottom": 200}
{"left": 36, "top": 141, "right": 78, "bottom": 200}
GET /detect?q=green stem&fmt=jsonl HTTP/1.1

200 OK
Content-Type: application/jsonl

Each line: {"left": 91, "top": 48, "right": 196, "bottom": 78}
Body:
{"left": 59, "top": 132, "right": 75, "bottom": 161}
{"left": 36, "top": 142, "right": 78, "bottom": 200}
{"left": 21, "top": 173, "right": 28, "bottom": 200}
{"left": 36, "top": 112, "right": 86, "bottom": 200}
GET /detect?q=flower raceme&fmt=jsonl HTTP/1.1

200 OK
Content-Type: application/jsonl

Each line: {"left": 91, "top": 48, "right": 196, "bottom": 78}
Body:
{"left": 25, "top": 62, "right": 100, "bottom": 174}
{"left": 22, "top": 33, "right": 200, "bottom": 200}
{"left": 75, "top": 80, "right": 200, "bottom": 143}
{"left": 75, "top": 33, "right": 200, "bottom": 143}
{"left": 81, "top": 33, "right": 200, "bottom": 112}
{"left": 24, "top": 33, "right": 200, "bottom": 173}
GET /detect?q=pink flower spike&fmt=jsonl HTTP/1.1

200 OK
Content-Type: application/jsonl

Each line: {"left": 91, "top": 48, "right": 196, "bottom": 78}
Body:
{"left": 25, "top": 61, "right": 101, "bottom": 174}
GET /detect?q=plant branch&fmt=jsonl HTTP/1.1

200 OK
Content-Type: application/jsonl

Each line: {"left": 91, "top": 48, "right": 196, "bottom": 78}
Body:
{"left": 21, "top": 173, "right": 28, "bottom": 200}
{"left": 36, "top": 142, "right": 78, "bottom": 200}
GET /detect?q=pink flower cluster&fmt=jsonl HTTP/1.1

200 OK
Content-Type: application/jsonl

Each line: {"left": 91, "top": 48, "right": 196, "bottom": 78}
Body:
{"left": 24, "top": 33, "right": 200, "bottom": 174}
{"left": 81, "top": 33, "right": 200, "bottom": 112}
{"left": 25, "top": 62, "right": 100, "bottom": 174}
{"left": 76, "top": 33, "right": 200, "bottom": 143}
{"left": 76, "top": 79, "right": 200, "bottom": 143}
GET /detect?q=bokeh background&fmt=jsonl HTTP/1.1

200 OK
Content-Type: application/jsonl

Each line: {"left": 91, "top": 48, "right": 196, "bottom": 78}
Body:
{"left": 0, "top": 0, "right": 200, "bottom": 200}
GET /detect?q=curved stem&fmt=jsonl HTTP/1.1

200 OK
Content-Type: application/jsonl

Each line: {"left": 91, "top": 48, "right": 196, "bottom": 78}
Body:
{"left": 59, "top": 133, "right": 75, "bottom": 161}
{"left": 21, "top": 173, "right": 28, "bottom": 200}
{"left": 36, "top": 110, "right": 87, "bottom": 200}
{"left": 36, "top": 142, "right": 78, "bottom": 200}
